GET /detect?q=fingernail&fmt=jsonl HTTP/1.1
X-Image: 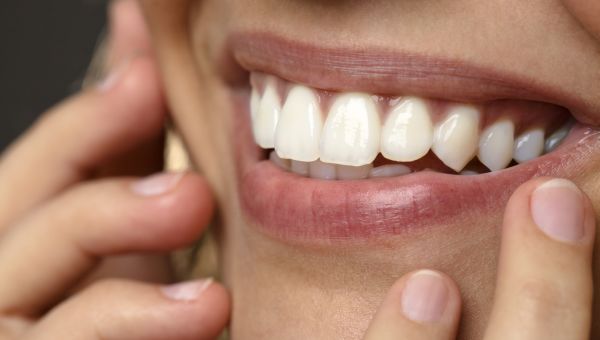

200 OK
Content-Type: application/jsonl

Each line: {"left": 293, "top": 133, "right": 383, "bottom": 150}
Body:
{"left": 401, "top": 270, "right": 449, "bottom": 323}
{"left": 131, "top": 172, "right": 184, "bottom": 197}
{"left": 531, "top": 178, "right": 585, "bottom": 243}
{"left": 96, "top": 55, "right": 136, "bottom": 92}
{"left": 161, "top": 278, "right": 214, "bottom": 302}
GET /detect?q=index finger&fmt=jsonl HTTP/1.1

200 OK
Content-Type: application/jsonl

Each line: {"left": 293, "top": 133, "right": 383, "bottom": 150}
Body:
{"left": 0, "top": 55, "right": 165, "bottom": 230}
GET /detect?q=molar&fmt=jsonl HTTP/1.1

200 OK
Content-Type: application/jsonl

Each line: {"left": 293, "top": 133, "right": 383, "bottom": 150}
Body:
{"left": 545, "top": 120, "right": 573, "bottom": 153}
{"left": 380, "top": 97, "right": 433, "bottom": 162}
{"left": 320, "top": 93, "right": 381, "bottom": 166}
{"left": 275, "top": 85, "right": 323, "bottom": 162}
{"left": 514, "top": 128, "right": 545, "bottom": 163}
{"left": 432, "top": 105, "right": 481, "bottom": 172}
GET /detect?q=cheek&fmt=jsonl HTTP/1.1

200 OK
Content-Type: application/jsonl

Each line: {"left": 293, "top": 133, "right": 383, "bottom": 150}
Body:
{"left": 561, "top": 0, "right": 600, "bottom": 41}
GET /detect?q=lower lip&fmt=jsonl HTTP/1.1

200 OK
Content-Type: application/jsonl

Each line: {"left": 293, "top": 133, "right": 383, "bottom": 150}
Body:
{"left": 233, "top": 96, "right": 600, "bottom": 245}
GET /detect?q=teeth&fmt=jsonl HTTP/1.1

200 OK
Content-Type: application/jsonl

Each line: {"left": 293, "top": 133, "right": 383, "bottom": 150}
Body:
{"left": 253, "top": 79, "right": 282, "bottom": 148}
{"left": 309, "top": 160, "right": 337, "bottom": 180}
{"left": 275, "top": 85, "right": 323, "bottom": 162}
{"left": 290, "top": 160, "right": 310, "bottom": 176}
{"left": 477, "top": 119, "right": 515, "bottom": 171}
{"left": 381, "top": 97, "right": 433, "bottom": 162}
{"left": 460, "top": 170, "right": 480, "bottom": 176}
{"left": 545, "top": 120, "right": 573, "bottom": 153}
{"left": 432, "top": 105, "right": 481, "bottom": 172}
{"left": 269, "top": 151, "right": 291, "bottom": 170}
{"left": 369, "top": 164, "right": 412, "bottom": 178}
{"left": 250, "top": 87, "right": 260, "bottom": 121}
{"left": 514, "top": 128, "right": 545, "bottom": 164}
{"left": 252, "top": 74, "right": 572, "bottom": 177}
{"left": 336, "top": 164, "right": 373, "bottom": 180}
{"left": 320, "top": 93, "right": 381, "bottom": 166}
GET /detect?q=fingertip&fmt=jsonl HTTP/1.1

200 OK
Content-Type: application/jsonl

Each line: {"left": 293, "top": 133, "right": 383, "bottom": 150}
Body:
{"left": 108, "top": 0, "right": 153, "bottom": 66}
{"left": 107, "top": 56, "right": 166, "bottom": 139}
{"left": 505, "top": 177, "right": 594, "bottom": 246}
{"left": 160, "top": 279, "right": 231, "bottom": 339}
{"left": 396, "top": 270, "right": 461, "bottom": 325}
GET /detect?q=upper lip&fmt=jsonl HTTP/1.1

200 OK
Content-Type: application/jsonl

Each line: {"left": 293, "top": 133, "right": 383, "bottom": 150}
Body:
{"left": 226, "top": 31, "right": 596, "bottom": 125}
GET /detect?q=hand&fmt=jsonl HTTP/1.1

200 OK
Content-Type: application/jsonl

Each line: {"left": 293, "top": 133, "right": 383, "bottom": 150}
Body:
{"left": 0, "top": 1, "right": 230, "bottom": 339}
{"left": 364, "top": 178, "right": 595, "bottom": 340}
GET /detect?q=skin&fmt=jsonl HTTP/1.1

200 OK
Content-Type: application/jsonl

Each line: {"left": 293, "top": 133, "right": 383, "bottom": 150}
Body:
{"left": 140, "top": 0, "right": 600, "bottom": 338}
{"left": 0, "top": 0, "right": 598, "bottom": 339}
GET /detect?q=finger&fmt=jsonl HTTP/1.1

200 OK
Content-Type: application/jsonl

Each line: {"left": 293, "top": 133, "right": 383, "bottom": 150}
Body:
{"left": 485, "top": 178, "right": 595, "bottom": 340}
{"left": 24, "top": 279, "right": 230, "bottom": 340}
{"left": 0, "top": 55, "right": 165, "bottom": 230}
{"left": 0, "top": 173, "right": 213, "bottom": 316}
{"left": 106, "top": 0, "right": 153, "bottom": 67}
{"left": 363, "top": 270, "right": 461, "bottom": 340}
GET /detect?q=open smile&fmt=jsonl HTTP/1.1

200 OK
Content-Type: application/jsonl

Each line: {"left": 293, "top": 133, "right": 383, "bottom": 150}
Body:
{"left": 226, "top": 33, "right": 600, "bottom": 244}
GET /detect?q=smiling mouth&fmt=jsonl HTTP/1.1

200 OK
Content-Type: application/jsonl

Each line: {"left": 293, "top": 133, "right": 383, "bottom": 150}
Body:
{"left": 228, "top": 33, "right": 600, "bottom": 244}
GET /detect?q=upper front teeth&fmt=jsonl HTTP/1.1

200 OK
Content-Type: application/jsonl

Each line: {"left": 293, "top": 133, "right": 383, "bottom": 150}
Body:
{"left": 250, "top": 74, "right": 573, "bottom": 175}
{"left": 320, "top": 93, "right": 381, "bottom": 166}
{"left": 275, "top": 85, "right": 323, "bottom": 162}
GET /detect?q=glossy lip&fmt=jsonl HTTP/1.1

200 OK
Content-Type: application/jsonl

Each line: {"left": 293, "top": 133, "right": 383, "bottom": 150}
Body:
{"left": 227, "top": 32, "right": 600, "bottom": 244}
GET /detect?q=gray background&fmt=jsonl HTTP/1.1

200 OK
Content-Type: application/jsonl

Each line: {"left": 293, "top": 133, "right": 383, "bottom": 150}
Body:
{"left": 0, "top": 0, "right": 107, "bottom": 151}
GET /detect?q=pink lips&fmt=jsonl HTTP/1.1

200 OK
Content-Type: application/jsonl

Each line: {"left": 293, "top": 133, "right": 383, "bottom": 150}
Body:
{"left": 226, "top": 33, "right": 600, "bottom": 244}
{"left": 239, "top": 126, "right": 597, "bottom": 243}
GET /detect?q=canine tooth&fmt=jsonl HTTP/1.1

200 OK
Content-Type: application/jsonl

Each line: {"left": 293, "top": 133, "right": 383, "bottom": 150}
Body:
{"left": 275, "top": 85, "right": 323, "bottom": 162}
{"left": 309, "top": 160, "right": 337, "bottom": 180}
{"left": 290, "top": 160, "right": 310, "bottom": 176}
{"left": 369, "top": 164, "right": 412, "bottom": 178}
{"left": 514, "top": 128, "right": 545, "bottom": 163}
{"left": 253, "top": 79, "right": 281, "bottom": 148}
{"left": 545, "top": 121, "right": 573, "bottom": 153}
{"left": 478, "top": 120, "right": 515, "bottom": 171}
{"left": 336, "top": 164, "right": 373, "bottom": 180}
{"left": 320, "top": 93, "right": 381, "bottom": 166}
{"left": 250, "top": 87, "right": 260, "bottom": 121}
{"left": 381, "top": 97, "right": 433, "bottom": 162}
{"left": 432, "top": 105, "right": 481, "bottom": 172}
{"left": 269, "top": 151, "right": 291, "bottom": 170}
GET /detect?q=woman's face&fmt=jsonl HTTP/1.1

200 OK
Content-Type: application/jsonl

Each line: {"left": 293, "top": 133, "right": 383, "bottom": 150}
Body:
{"left": 141, "top": 1, "right": 600, "bottom": 338}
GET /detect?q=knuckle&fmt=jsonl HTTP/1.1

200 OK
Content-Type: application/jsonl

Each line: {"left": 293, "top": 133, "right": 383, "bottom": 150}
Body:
{"left": 517, "top": 280, "right": 574, "bottom": 323}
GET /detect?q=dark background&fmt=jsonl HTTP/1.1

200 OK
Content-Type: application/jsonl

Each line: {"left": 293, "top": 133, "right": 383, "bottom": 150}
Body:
{"left": 0, "top": 1, "right": 107, "bottom": 151}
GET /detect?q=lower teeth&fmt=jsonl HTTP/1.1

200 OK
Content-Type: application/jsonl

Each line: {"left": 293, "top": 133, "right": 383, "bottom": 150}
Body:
{"left": 271, "top": 151, "right": 413, "bottom": 180}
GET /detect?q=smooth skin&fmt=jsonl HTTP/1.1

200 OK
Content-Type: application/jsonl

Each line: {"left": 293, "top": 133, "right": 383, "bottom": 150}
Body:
{"left": 0, "top": 1, "right": 597, "bottom": 339}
